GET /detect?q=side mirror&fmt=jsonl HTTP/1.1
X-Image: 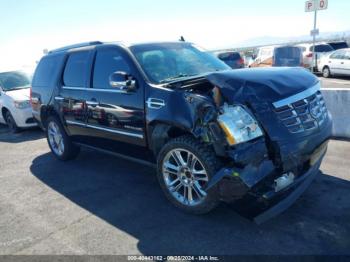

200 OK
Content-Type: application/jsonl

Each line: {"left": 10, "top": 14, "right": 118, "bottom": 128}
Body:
{"left": 109, "top": 71, "right": 137, "bottom": 92}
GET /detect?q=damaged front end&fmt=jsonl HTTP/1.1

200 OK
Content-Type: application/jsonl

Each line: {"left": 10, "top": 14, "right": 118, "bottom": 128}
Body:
{"left": 204, "top": 68, "right": 332, "bottom": 223}
{"left": 149, "top": 67, "right": 332, "bottom": 223}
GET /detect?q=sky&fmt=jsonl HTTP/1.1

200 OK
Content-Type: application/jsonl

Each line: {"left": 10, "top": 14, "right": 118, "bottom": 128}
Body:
{"left": 0, "top": 0, "right": 349, "bottom": 70}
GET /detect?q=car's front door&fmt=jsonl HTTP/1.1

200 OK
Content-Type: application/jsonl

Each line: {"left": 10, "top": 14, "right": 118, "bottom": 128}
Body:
{"left": 340, "top": 51, "right": 350, "bottom": 76}
{"left": 327, "top": 50, "right": 346, "bottom": 75}
{"left": 84, "top": 46, "right": 148, "bottom": 159}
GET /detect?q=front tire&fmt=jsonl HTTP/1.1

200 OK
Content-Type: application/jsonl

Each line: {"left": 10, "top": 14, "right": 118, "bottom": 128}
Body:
{"left": 46, "top": 116, "right": 80, "bottom": 161}
{"left": 5, "top": 111, "right": 20, "bottom": 133}
{"left": 157, "top": 135, "right": 220, "bottom": 214}
{"left": 322, "top": 66, "right": 331, "bottom": 78}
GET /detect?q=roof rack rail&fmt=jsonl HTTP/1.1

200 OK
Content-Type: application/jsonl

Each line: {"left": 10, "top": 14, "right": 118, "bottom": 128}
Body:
{"left": 48, "top": 41, "right": 103, "bottom": 54}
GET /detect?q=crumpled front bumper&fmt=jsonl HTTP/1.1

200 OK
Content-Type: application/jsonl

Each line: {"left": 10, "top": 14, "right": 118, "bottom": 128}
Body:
{"left": 253, "top": 155, "right": 322, "bottom": 224}
{"left": 205, "top": 117, "right": 332, "bottom": 223}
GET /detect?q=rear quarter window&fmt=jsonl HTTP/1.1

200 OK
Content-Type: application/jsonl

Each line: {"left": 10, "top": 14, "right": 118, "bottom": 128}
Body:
{"left": 32, "top": 55, "right": 64, "bottom": 87}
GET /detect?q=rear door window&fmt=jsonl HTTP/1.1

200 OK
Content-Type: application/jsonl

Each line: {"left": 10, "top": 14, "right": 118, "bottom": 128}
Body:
{"left": 63, "top": 51, "right": 91, "bottom": 87}
{"left": 33, "top": 55, "right": 64, "bottom": 87}
{"left": 274, "top": 47, "right": 302, "bottom": 66}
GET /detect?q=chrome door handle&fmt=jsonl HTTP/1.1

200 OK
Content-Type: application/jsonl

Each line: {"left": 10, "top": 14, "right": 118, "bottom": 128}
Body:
{"left": 86, "top": 101, "right": 99, "bottom": 106}
{"left": 146, "top": 98, "right": 165, "bottom": 109}
{"left": 54, "top": 96, "right": 64, "bottom": 101}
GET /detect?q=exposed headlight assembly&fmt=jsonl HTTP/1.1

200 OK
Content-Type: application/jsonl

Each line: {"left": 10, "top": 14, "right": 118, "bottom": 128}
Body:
{"left": 14, "top": 100, "right": 31, "bottom": 109}
{"left": 218, "top": 104, "right": 263, "bottom": 145}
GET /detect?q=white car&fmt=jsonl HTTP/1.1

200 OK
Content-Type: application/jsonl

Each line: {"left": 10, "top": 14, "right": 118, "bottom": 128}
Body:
{"left": 0, "top": 70, "right": 37, "bottom": 133}
{"left": 319, "top": 48, "right": 350, "bottom": 78}
{"left": 297, "top": 43, "right": 334, "bottom": 71}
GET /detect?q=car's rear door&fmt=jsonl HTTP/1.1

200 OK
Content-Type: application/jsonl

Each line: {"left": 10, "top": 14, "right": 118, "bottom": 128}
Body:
{"left": 58, "top": 49, "right": 93, "bottom": 138}
{"left": 83, "top": 46, "right": 148, "bottom": 159}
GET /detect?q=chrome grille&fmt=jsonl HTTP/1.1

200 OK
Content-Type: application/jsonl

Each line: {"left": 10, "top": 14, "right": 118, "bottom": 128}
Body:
{"left": 273, "top": 86, "right": 328, "bottom": 134}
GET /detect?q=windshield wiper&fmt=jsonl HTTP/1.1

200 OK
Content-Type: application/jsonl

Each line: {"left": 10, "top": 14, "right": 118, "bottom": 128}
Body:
{"left": 6, "top": 85, "right": 30, "bottom": 91}
{"left": 160, "top": 74, "right": 197, "bottom": 83}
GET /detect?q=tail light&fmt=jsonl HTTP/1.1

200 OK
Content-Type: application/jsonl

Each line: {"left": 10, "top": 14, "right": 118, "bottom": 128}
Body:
{"left": 306, "top": 52, "right": 313, "bottom": 58}
{"left": 238, "top": 58, "right": 244, "bottom": 65}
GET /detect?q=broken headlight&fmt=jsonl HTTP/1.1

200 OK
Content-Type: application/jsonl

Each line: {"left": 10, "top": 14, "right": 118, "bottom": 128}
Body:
{"left": 218, "top": 104, "right": 263, "bottom": 145}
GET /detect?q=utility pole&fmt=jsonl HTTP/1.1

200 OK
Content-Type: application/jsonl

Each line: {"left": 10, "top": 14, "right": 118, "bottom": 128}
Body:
{"left": 312, "top": 9, "right": 317, "bottom": 73}
{"left": 305, "top": 0, "right": 328, "bottom": 72}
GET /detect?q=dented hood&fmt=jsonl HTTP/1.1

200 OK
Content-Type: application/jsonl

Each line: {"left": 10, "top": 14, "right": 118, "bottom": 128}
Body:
{"left": 205, "top": 67, "right": 320, "bottom": 143}
{"left": 205, "top": 67, "right": 319, "bottom": 104}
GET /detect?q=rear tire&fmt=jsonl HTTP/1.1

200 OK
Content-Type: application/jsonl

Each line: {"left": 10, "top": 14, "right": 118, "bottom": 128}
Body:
{"left": 322, "top": 66, "right": 331, "bottom": 78}
{"left": 46, "top": 116, "right": 80, "bottom": 161}
{"left": 157, "top": 135, "right": 220, "bottom": 214}
{"left": 5, "top": 111, "right": 20, "bottom": 133}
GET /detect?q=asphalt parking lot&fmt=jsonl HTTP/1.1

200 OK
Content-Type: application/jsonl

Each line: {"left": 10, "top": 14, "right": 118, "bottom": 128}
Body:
{"left": 318, "top": 75, "right": 350, "bottom": 89}
{"left": 0, "top": 125, "right": 349, "bottom": 255}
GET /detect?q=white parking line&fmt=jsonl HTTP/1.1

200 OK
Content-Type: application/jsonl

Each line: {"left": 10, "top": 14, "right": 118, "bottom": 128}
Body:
{"left": 325, "top": 80, "right": 350, "bottom": 85}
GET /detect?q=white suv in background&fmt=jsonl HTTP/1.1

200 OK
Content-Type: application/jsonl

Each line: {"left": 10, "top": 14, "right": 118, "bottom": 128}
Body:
{"left": 0, "top": 70, "right": 37, "bottom": 133}
{"left": 319, "top": 48, "right": 350, "bottom": 78}
{"left": 297, "top": 43, "right": 334, "bottom": 71}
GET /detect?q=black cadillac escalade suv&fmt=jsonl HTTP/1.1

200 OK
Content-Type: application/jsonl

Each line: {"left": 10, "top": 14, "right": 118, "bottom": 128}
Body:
{"left": 31, "top": 41, "right": 332, "bottom": 223}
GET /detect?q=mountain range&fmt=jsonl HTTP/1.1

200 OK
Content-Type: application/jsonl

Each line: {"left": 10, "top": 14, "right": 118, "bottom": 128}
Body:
{"left": 215, "top": 30, "right": 350, "bottom": 50}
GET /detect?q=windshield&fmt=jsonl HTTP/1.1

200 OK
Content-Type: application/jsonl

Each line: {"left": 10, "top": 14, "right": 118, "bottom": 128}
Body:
{"left": 0, "top": 71, "right": 31, "bottom": 91}
{"left": 130, "top": 43, "right": 230, "bottom": 84}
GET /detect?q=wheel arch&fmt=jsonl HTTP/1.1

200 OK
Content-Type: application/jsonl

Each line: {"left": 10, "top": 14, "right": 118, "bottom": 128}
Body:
{"left": 322, "top": 65, "right": 332, "bottom": 77}
{"left": 40, "top": 105, "right": 61, "bottom": 129}
{"left": 148, "top": 121, "right": 194, "bottom": 157}
{"left": 1, "top": 106, "right": 10, "bottom": 120}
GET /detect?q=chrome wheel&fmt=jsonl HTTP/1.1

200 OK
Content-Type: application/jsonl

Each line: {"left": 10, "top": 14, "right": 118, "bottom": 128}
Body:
{"left": 323, "top": 67, "right": 330, "bottom": 78}
{"left": 6, "top": 115, "right": 14, "bottom": 131}
{"left": 162, "top": 148, "right": 209, "bottom": 206}
{"left": 6, "top": 112, "right": 19, "bottom": 133}
{"left": 48, "top": 121, "right": 64, "bottom": 156}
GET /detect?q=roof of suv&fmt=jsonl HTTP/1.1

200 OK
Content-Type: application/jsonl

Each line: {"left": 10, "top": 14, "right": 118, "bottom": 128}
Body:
{"left": 48, "top": 41, "right": 193, "bottom": 54}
